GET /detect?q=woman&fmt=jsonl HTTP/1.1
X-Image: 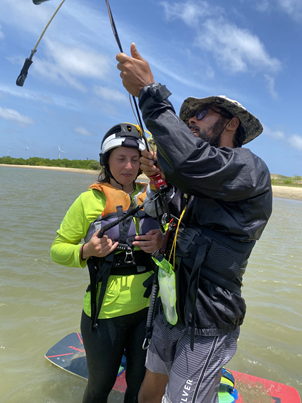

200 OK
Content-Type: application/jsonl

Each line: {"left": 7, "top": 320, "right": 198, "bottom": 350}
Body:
{"left": 50, "top": 123, "right": 163, "bottom": 403}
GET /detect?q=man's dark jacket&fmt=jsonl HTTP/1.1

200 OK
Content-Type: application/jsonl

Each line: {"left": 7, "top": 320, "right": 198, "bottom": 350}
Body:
{"left": 139, "top": 86, "right": 273, "bottom": 336}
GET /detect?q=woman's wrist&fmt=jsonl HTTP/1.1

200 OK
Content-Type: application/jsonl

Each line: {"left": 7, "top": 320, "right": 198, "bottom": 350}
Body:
{"left": 80, "top": 243, "right": 87, "bottom": 261}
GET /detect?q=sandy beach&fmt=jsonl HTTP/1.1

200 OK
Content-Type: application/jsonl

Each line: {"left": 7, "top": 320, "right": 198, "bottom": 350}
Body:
{"left": 271, "top": 185, "right": 302, "bottom": 201}
{"left": 1, "top": 164, "right": 302, "bottom": 201}
{"left": 0, "top": 164, "right": 99, "bottom": 176}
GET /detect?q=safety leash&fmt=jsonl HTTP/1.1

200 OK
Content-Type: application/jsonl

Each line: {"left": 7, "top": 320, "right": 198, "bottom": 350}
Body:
{"left": 16, "top": 0, "right": 66, "bottom": 86}
{"left": 142, "top": 264, "right": 159, "bottom": 350}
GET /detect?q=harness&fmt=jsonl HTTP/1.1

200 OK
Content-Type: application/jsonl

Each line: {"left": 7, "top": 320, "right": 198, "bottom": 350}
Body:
{"left": 151, "top": 193, "right": 256, "bottom": 349}
{"left": 175, "top": 225, "right": 255, "bottom": 346}
{"left": 85, "top": 183, "right": 158, "bottom": 329}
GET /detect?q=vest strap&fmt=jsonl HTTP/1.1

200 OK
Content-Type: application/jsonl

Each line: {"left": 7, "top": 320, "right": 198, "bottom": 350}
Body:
{"left": 93, "top": 252, "right": 115, "bottom": 329}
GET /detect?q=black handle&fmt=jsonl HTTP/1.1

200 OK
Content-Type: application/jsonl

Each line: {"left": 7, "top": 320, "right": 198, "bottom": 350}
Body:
{"left": 16, "top": 58, "right": 33, "bottom": 87}
{"left": 32, "top": 0, "right": 50, "bottom": 4}
{"left": 98, "top": 203, "right": 144, "bottom": 239}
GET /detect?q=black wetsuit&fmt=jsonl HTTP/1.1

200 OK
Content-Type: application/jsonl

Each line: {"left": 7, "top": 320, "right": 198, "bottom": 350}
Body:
{"left": 81, "top": 307, "right": 148, "bottom": 403}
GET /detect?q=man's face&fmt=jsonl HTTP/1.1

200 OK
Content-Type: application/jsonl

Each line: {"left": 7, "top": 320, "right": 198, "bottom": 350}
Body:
{"left": 188, "top": 105, "right": 230, "bottom": 147}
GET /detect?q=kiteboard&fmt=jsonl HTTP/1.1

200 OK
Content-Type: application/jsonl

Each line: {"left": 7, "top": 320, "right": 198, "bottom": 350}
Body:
{"left": 45, "top": 332, "right": 301, "bottom": 402}
{"left": 44, "top": 332, "right": 126, "bottom": 392}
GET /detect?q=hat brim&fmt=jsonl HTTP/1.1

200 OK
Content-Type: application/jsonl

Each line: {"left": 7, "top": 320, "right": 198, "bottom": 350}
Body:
{"left": 179, "top": 96, "right": 263, "bottom": 144}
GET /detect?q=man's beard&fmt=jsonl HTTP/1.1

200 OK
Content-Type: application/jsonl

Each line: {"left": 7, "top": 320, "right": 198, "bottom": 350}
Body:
{"left": 189, "top": 118, "right": 227, "bottom": 147}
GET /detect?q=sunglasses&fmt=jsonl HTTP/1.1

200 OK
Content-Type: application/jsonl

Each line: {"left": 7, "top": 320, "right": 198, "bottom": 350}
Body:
{"left": 195, "top": 106, "right": 233, "bottom": 121}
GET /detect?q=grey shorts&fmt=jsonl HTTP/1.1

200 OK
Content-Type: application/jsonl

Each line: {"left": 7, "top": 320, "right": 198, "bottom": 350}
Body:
{"left": 146, "top": 311, "right": 239, "bottom": 403}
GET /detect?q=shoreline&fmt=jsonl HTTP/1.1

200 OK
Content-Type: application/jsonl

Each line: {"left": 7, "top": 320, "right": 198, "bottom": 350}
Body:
{"left": 271, "top": 185, "right": 302, "bottom": 201}
{"left": 2, "top": 164, "right": 302, "bottom": 201}
{"left": 0, "top": 163, "right": 99, "bottom": 176}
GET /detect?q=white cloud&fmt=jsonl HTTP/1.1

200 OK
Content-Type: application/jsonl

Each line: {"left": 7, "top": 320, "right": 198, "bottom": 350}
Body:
{"left": 0, "top": 107, "right": 34, "bottom": 125}
{"left": 161, "top": 1, "right": 281, "bottom": 76}
{"left": 263, "top": 127, "right": 302, "bottom": 151}
{"left": 255, "top": 0, "right": 271, "bottom": 12}
{"left": 277, "top": 0, "right": 302, "bottom": 20}
{"left": 255, "top": 0, "right": 302, "bottom": 21}
{"left": 2, "top": 0, "right": 122, "bottom": 78}
{"left": 0, "top": 23, "right": 4, "bottom": 39}
{"left": 288, "top": 134, "right": 302, "bottom": 150}
{"left": 196, "top": 17, "right": 281, "bottom": 74}
{"left": 264, "top": 74, "right": 278, "bottom": 99}
{"left": 161, "top": 0, "right": 219, "bottom": 25}
{"left": 0, "top": 0, "right": 111, "bottom": 49}
{"left": 0, "top": 0, "right": 51, "bottom": 36}
{"left": 0, "top": 83, "right": 83, "bottom": 111}
{"left": 32, "top": 40, "right": 111, "bottom": 91}
{"left": 94, "top": 86, "right": 128, "bottom": 103}
{"left": 74, "top": 127, "right": 95, "bottom": 137}
{"left": 262, "top": 124, "right": 285, "bottom": 139}
{"left": 147, "top": 51, "right": 219, "bottom": 94}
{"left": 46, "top": 41, "right": 110, "bottom": 78}
{"left": 33, "top": 58, "right": 87, "bottom": 92}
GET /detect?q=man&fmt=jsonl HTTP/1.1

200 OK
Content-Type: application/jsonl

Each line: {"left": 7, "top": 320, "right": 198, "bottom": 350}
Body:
{"left": 117, "top": 43, "right": 272, "bottom": 403}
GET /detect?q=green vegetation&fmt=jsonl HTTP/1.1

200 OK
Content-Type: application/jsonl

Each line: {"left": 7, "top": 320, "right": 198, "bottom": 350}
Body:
{"left": 0, "top": 156, "right": 100, "bottom": 171}
{"left": 271, "top": 174, "right": 302, "bottom": 188}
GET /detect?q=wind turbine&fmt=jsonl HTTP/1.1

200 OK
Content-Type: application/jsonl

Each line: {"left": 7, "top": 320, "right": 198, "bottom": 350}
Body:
{"left": 58, "top": 146, "right": 66, "bottom": 159}
{"left": 7, "top": 150, "right": 10, "bottom": 156}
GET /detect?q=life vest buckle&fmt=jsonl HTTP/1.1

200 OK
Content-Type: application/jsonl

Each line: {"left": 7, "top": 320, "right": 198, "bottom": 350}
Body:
{"left": 124, "top": 248, "right": 134, "bottom": 264}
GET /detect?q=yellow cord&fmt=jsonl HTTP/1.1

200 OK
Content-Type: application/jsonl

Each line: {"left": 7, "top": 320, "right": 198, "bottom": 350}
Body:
{"left": 168, "top": 194, "right": 188, "bottom": 269}
{"left": 32, "top": 0, "right": 66, "bottom": 56}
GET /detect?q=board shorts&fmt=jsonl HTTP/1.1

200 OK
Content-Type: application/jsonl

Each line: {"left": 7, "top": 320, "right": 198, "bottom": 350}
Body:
{"left": 145, "top": 311, "right": 240, "bottom": 403}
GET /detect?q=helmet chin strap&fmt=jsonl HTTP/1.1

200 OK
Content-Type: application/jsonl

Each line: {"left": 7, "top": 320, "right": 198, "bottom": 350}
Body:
{"left": 107, "top": 167, "right": 124, "bottom": 189}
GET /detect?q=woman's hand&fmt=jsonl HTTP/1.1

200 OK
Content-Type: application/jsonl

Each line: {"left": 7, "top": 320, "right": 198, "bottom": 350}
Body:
{"left": 132, "top": 229, "right": 164, "bottom": 254}
{"left": 81, "top": 230, "right": 118, "bottom": 260}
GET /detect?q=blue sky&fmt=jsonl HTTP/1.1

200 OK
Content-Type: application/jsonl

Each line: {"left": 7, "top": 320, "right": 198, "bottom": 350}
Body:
{"left": 1, "top": 0, "right": 302, "bottom": 176}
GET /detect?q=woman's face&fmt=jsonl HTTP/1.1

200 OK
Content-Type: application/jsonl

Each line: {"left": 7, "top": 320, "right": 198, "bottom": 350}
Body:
{"left": 108, "top": 146, "right": 140, "bottom": 186}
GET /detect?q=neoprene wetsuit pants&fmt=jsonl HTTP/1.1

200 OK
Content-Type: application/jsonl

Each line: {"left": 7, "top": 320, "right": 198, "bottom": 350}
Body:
{"left": 81, "top": 308, "right": 148, "bottom": 403}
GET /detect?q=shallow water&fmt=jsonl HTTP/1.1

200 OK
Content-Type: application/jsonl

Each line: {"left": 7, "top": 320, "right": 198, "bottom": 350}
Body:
{"left": 0, "top": 166, "right": 301, "bottom": 402}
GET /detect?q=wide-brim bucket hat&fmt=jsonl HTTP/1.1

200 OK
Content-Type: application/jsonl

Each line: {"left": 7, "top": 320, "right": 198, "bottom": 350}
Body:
{"left": 179, "top": 95, "right": 263, "bottom": 144}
